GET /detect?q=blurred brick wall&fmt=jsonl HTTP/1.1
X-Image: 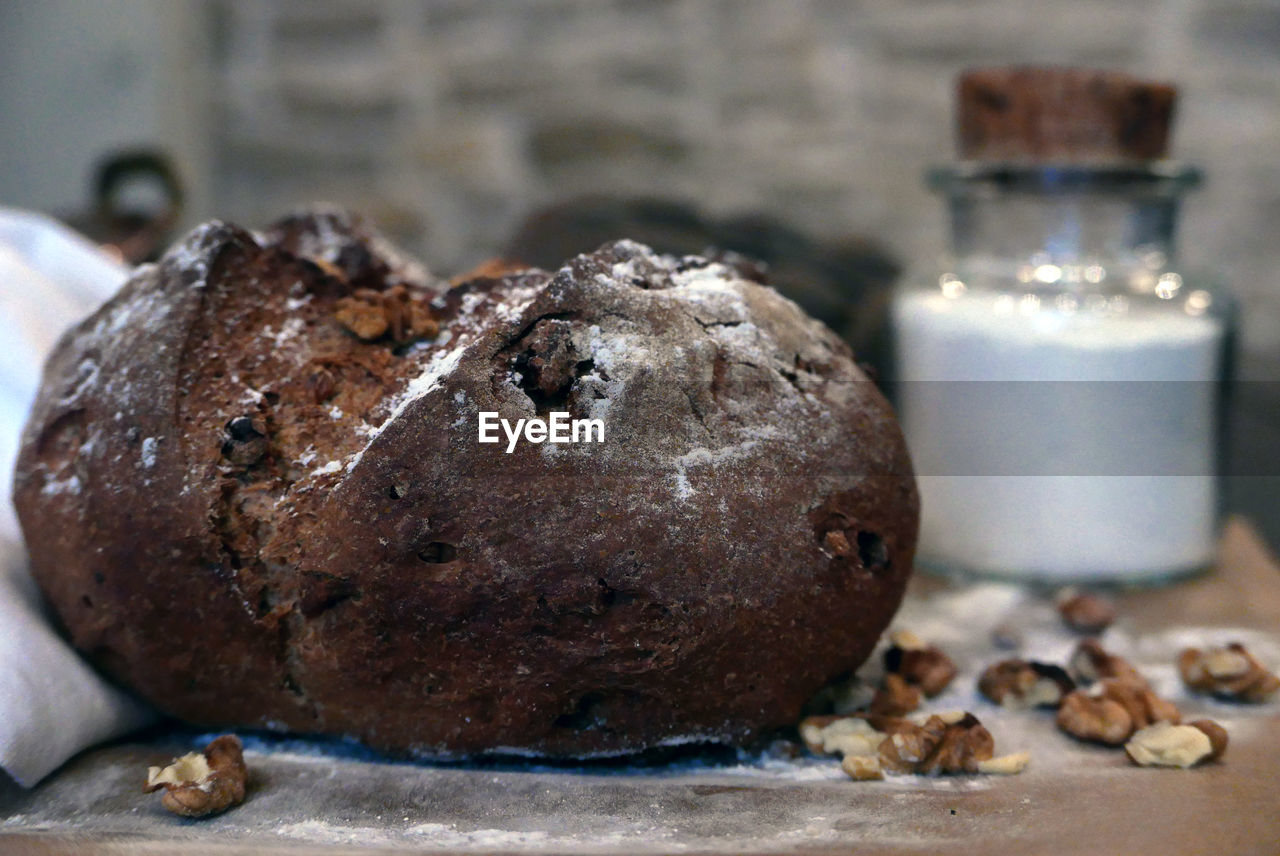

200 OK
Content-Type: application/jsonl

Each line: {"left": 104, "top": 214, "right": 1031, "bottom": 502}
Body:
{"left": 207, "top": 0, "right": 1280, "bottom": 358}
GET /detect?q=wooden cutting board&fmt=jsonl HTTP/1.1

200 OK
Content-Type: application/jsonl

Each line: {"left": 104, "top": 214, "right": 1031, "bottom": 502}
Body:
{"left": 3, "top": 518, "right": 1278, "bottom": 855}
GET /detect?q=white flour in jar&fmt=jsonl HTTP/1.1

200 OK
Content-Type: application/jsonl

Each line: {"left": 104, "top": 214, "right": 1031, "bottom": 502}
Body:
{"left": 893, "top": 289, "right": 1225, "bottom": 581}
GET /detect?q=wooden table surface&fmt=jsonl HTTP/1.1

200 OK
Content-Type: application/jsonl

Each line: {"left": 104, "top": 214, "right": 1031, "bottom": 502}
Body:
{"left": 3, "top": 518, "right": 1278, "bottom": 855}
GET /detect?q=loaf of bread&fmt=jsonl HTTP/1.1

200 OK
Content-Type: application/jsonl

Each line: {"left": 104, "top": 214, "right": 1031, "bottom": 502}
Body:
{"left": 13, "top": 209, "right": 918, "bottom": 757}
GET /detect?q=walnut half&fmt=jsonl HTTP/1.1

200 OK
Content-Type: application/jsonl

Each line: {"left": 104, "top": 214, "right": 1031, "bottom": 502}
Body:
{"left": 1056, "top": 686, "right": 1133, "bottom": 745}
{"left": 1056, "top": 679, "right": 1179, "bottom": 745}
{"left": 977, "top": 659, "right": 1075, "bottom": 709}
{"left": 1056, "top": 589, "right": 1116, "bottom": 634}
{"left": 144, "top": 735, "right": 248, "bottom": 818}
{"left": 1177, "top": 643, "right": 1280, "bottom": 703}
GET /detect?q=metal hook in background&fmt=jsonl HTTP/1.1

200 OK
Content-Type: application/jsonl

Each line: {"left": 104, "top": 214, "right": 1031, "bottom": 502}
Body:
{"left": 63, "top": 149, "right": 184, "bottom": 266}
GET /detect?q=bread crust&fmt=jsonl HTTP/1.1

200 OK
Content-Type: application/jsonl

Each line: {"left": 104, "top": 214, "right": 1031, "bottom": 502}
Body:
{"left": 14, "top": 210, "right": 918, "bottom": 757}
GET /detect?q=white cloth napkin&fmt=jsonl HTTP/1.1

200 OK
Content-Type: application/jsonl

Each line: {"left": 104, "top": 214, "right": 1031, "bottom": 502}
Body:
{"left": 0, "top": 207, "right": 155, "bottom": 787}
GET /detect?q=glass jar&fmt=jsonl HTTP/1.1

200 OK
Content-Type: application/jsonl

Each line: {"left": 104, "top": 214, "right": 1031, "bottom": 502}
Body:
{"left": 891, "top": 163, "right": 1234, "bottom": 584}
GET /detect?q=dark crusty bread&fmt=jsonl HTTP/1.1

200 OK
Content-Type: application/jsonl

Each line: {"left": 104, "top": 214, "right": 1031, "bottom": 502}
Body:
{"left": 958, "top": 67, "right": 1177, "bottom": 161}
{"left": 13, "top": 209, "right": 918, "bottom": 758}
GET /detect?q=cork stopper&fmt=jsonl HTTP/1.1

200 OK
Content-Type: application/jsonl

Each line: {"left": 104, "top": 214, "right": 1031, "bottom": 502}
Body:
{"left": 957, "top": 67, "right": 1178, "bottom": 162}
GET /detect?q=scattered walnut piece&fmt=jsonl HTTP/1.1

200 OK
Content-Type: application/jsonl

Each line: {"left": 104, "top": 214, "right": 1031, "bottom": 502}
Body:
{"left": 976, "top": 752, "right": 1031, "bottom": 775}
{"left": 977, "top": 659, "right": 1075, "bottom": 709}
{"left": 883, "top": 629, "right": 958, "bottom": 697}
{"left": 798, "top": 715, "right": 886, "bottom": 758}
{"left": 803, "top": 710, "right": 1025, "bottom": 781}
{"left": 882, "top": 712, "right": 996, "bottom": 775}
{"left": 840, "top": 753, "right": 885, "bottom": 781}
{"left": 144, "top": 735, "right": 247, "bottom": 818}
{"left": 1057, "top": 679, "right": 1179, "bottom": 745}
{"left": 1056, "top": 589, "right": 1116, "bottom": 634}
{"left": 870, "top": 673, "right": 922, "bottom": 717}
{"left": 1069, "top": 640, "right": 1145, "bottom": 687}
{"left": 1125, "top": 720, "right": 1228, "bottom": 768}
{"left": 917, "top": 714, "right": 996, "bottom": 775}
{"left": 1177, "top": 643, "right": 1280, "bottom": 702}
{"left": 1056, "top": 687, "right": 1134, "bottom": 745}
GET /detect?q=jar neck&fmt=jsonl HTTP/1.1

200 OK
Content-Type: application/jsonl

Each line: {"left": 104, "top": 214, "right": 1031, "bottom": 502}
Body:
{"left": 931, "top": 163, "right": 1201, "bottom": 283}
